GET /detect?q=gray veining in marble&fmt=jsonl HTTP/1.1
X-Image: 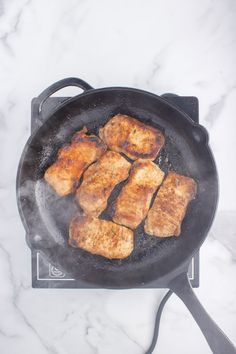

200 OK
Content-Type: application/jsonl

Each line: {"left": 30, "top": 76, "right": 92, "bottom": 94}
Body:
{"left": 0, "top": 0, "right": 236, "bottom": 353}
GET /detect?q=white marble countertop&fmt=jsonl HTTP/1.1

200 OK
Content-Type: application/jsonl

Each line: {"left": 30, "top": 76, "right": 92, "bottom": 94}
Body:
{"left": 0, "top": 0, "right": 236, "bottom": 353}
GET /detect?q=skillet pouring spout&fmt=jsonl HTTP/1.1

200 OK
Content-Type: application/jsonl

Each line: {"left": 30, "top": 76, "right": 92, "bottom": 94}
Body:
{"left": 169, "top": 273, "right": 236, "bottom": 354}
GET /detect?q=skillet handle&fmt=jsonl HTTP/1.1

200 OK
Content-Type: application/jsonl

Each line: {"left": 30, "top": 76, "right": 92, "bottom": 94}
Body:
{"left": 37, "top": 77, "right": 93, "bottom": 114}
{"left": 169, "top": 273, "right": 236, "bottom": 354}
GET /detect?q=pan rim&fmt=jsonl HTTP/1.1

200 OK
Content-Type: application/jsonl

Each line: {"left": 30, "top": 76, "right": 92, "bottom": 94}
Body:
{"left": 16, "top": 86, "right": 219, "bottom": 287}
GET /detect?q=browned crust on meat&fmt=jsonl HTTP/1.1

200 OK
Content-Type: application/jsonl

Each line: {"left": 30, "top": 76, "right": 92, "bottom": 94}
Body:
{"left": 69, "top": 214, "right": 134, "bottom": 259}
{"left": 113, "top": 160, "right": 165, "bottom": 229}
{"left": 99, "top": 114, "right": 165, "bottom": 160}
{"left": 75, "top": 151, "right": 131, "bottom": 217}
{"left": 144, "top": 171, "right": 197, "bottom": 237}
{"left": 44, "top": 127, "right": 107, "bottom": 197}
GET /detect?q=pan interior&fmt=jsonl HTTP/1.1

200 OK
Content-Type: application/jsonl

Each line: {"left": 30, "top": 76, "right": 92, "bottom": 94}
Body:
{"left": 18, "top": 88, "right": 218, "bottom": 286}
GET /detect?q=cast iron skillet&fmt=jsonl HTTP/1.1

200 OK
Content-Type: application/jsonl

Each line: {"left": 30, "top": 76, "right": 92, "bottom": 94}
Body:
{"left": 17, "top": 78, "right": 236, "bottom": 353}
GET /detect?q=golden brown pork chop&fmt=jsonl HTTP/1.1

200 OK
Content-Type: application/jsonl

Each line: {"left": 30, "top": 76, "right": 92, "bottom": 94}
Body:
{"left": 113, "top": 160, "right": 165, "bottom": 229}
{"left": 144, "top": 171, "right": 197, "bottom": 237}
{"left": 99, "top": 114, "right": 165, "bottom": 160}
{"left": 44, "top": 127, "right": 106, "bottom": 197}
{"left": 69, "top": 215, "right": 134, "bottom": 259}
{"left": 76, "top": 151, "right": 131, "bottom": 216}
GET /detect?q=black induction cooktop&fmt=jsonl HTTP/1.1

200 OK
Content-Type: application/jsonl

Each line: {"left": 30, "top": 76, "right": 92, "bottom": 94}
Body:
{"left": 30, "top": 92, "right": 200, "bottom": 289}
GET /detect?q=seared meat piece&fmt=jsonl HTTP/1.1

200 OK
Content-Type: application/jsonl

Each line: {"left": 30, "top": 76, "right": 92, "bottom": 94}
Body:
{"left": 76, "top": 151, "right": 131, "bottom": 216}
{"left": 69, "top": 214, "right": 134, "bottom": 259}
{"left": 144, "top": 171, "right": 197, "bottom": 237}
{"left": 113, "top": 160, "right": 165, "bottom": 229}
{"left": 44, "top": 127, "right": 106, "bottom": 196}
{"left": 99, "top": 114, "right": 165, "bottom": 160}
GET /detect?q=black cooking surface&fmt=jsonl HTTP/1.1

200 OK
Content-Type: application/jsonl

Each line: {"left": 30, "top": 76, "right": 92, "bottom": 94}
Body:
{"left": 30, "top": 93, "right": 200, "bottom": 288}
